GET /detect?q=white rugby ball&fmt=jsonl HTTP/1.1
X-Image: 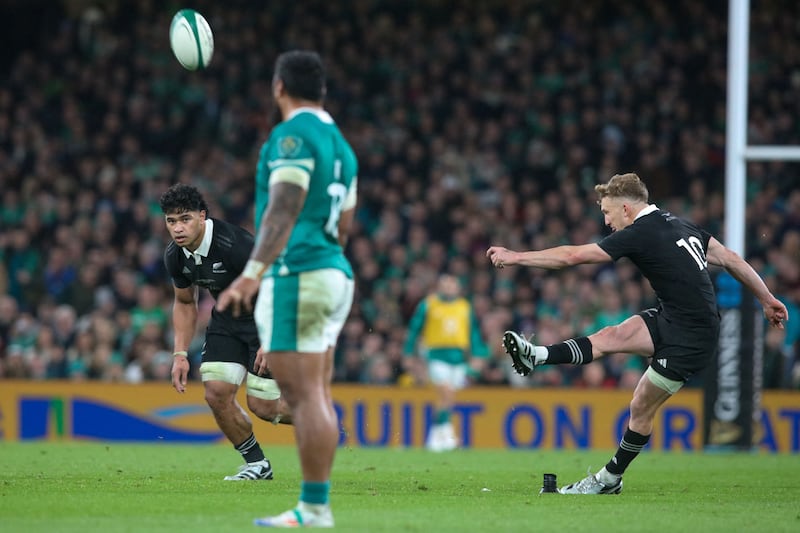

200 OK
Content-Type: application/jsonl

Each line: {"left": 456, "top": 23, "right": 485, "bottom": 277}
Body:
{"left": 169, "top": 9, "right": 214, "bottom": 71}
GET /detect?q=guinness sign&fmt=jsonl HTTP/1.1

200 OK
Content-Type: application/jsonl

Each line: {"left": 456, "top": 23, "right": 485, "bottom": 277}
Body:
{"left": 703, "top": 272, "right": 763, "bottom": 449}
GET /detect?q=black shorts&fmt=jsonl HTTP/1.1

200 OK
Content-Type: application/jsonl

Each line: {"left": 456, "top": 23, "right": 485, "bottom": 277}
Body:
{"left": 203, "top": 314, "right": 263, "bottom": 375}
{"left": 638, "top": 307, "right": 719, "bottom": 382}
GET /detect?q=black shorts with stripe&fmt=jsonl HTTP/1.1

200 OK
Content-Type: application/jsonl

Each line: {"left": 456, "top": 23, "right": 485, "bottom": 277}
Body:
{"left": 638, "top": 307, "right": 719, "bottom": 382}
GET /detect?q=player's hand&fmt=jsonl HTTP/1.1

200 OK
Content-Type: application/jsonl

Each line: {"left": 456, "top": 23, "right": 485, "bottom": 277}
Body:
{"left": 217, "top": 275, "right": 260, "bottom": 317}
{"left": 171, "top": 355, "right": 190, "bottom": 393}
{"left": 254, "top": 346, "right": 270, "bottom": 376}
{"left": 486, "top": 246, "right": 516, "bottom": 269}
{"left": 764, "top": 297, "right": 789, "bottom": 329}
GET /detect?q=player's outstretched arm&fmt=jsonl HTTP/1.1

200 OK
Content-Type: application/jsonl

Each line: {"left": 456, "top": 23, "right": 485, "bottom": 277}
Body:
{"left": 706, "top": 237, "right": 789, "bottom": 328}
{"left": 486, "top": 243, "right": 611, "bottom": 270}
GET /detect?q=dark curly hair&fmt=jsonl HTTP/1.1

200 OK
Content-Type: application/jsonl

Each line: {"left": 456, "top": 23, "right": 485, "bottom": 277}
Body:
{"left": 159, "top": 184, "right": 210, "bottom": 215}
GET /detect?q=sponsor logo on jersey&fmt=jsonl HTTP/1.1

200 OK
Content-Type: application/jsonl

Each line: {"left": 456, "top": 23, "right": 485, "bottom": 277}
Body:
{"left": 212, "top": 262, "right": 227, "bottom": 274}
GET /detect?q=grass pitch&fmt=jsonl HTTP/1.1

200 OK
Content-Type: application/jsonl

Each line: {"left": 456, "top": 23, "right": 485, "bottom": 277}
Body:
{"left": 0, "top": 442, "right": 798, "bottom": 532}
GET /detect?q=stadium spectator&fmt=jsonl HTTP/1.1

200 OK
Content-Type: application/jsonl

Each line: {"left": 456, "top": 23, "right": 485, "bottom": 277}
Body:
{"left": 0, "top": 0, "right": 797, "bottom": 391}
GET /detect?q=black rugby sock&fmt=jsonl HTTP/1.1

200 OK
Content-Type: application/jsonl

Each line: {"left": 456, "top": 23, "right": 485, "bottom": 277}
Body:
{"left": 235, "top": 432, "right": 266, "bottom": 463}
{"left": 545, "top": 337, "right": 594, "bottom": 365}
{"left": 605, "top": 427, "right": 650, "bottom": 475}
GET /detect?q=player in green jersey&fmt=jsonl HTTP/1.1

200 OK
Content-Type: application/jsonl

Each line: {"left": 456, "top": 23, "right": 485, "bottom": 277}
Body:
{"left": 404, "top": 274, "right": 489, "bottom": 451}
{"left": 218, "top": 50, "right": 357, "bottom": 528}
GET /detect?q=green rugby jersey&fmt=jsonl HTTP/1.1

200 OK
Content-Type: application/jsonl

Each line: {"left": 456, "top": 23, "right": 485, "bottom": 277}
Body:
{"left": 254, "top": 108, "right": 357, "bottom": 278}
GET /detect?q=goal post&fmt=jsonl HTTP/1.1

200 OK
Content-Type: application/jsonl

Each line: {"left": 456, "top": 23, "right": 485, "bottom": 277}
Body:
{"left": 705, "top": 0, "right": 798, "bottom": 451}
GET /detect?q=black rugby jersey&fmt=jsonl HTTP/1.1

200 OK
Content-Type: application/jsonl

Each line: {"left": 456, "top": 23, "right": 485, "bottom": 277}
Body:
{"left": 164, "top": 217, "right": 255, "bottom": 318}
{"left": 598, "top": 208, "right": 719, "bottom": 327}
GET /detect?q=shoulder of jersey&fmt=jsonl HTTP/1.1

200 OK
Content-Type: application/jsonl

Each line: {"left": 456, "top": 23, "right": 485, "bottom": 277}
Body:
{"left": 279, "top": 115, "right": 310, "bottom": 134}
{"left": 267, "top": 119, "right": 297, "bottom": 142}
{"left": 165, "top": 240, "right": 181, "bottom": 256}
{"left": 212, "top": 218, "right": 252, "bottom": 246}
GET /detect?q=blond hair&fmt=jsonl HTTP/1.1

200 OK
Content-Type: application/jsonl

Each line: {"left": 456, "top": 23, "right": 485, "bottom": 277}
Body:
{"left": 595, "top": 173, "right": 649, "bottom": 204}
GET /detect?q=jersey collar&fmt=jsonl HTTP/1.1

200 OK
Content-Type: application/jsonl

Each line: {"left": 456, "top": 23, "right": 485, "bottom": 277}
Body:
{"left": 182, "top": 219, "right": 214, "bottom": 264}
{"left": 286, "top": 106, "right": 334, "bottom": 124}
{"left": 634, "top": 204, "right": 659, "bottom": 221}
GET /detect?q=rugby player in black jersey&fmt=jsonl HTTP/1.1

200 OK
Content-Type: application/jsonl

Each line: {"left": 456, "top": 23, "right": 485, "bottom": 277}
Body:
{"left": 487, "top": 173, "right": 788, "bottom": 494}
{"left": 161, "top": 183, "right": 291, "bottom": 481}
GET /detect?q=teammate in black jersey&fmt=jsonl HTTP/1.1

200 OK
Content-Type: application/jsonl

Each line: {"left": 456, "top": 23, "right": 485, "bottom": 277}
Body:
{"left": 160, "top": 184, "right": 291, "bottom": 481}
{"left": 487, "top": 173, "right": 788, "bottom": 494}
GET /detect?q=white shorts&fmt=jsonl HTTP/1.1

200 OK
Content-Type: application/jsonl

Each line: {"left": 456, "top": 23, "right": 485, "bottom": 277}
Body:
{"left": 254, "top": 268, "right": 354, "bottom": 353}
{"left": 428, "top": 360, "right": 468, "bottom": 390}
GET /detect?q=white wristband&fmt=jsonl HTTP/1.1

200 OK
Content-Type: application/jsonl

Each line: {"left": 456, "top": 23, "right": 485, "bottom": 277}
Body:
{"left": 242, "top": 259, "right": 267, "bottom": 280}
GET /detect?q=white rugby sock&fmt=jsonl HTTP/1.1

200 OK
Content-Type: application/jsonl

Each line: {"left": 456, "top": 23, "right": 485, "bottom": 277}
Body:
{"left": 533, "top": 346, "right": 549, "bottom": 365}
{"left": 596, "top": 466, "right": 620, "bottom": 485}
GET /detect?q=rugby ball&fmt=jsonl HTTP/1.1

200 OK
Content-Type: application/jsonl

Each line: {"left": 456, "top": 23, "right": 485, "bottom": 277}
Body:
{"left": 169, "top": 9, "right": 214, "bottom": 71}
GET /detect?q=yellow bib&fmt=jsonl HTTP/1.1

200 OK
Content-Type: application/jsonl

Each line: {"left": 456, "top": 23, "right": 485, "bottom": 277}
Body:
{"left": 420, "top": 295, "right": 471, "bottom": 349}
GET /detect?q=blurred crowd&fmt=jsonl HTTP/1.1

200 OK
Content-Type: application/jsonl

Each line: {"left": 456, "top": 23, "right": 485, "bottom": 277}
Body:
{"left": 1, "top": 0, "right": 799, "bottom": 389}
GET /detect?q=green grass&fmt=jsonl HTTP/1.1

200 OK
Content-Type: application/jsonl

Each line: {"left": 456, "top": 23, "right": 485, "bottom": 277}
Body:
{"left": 0, "top": 443, "right": 798, "bottom": 532}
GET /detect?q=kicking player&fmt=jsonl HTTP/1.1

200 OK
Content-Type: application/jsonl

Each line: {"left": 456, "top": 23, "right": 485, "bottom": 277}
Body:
{"left": 487, "top": 172, "right": 788, "bottom": 494}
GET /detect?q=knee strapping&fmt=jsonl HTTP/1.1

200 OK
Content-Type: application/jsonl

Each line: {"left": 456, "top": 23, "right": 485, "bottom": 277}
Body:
{"left": 199, "top": 361, "right": 247, "bottom": 385}
{"left": 644, "top": 366, "right": 684, "bottom": 394}
{"left": 247, "top": 373, "right": 282, "bottom": 401}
